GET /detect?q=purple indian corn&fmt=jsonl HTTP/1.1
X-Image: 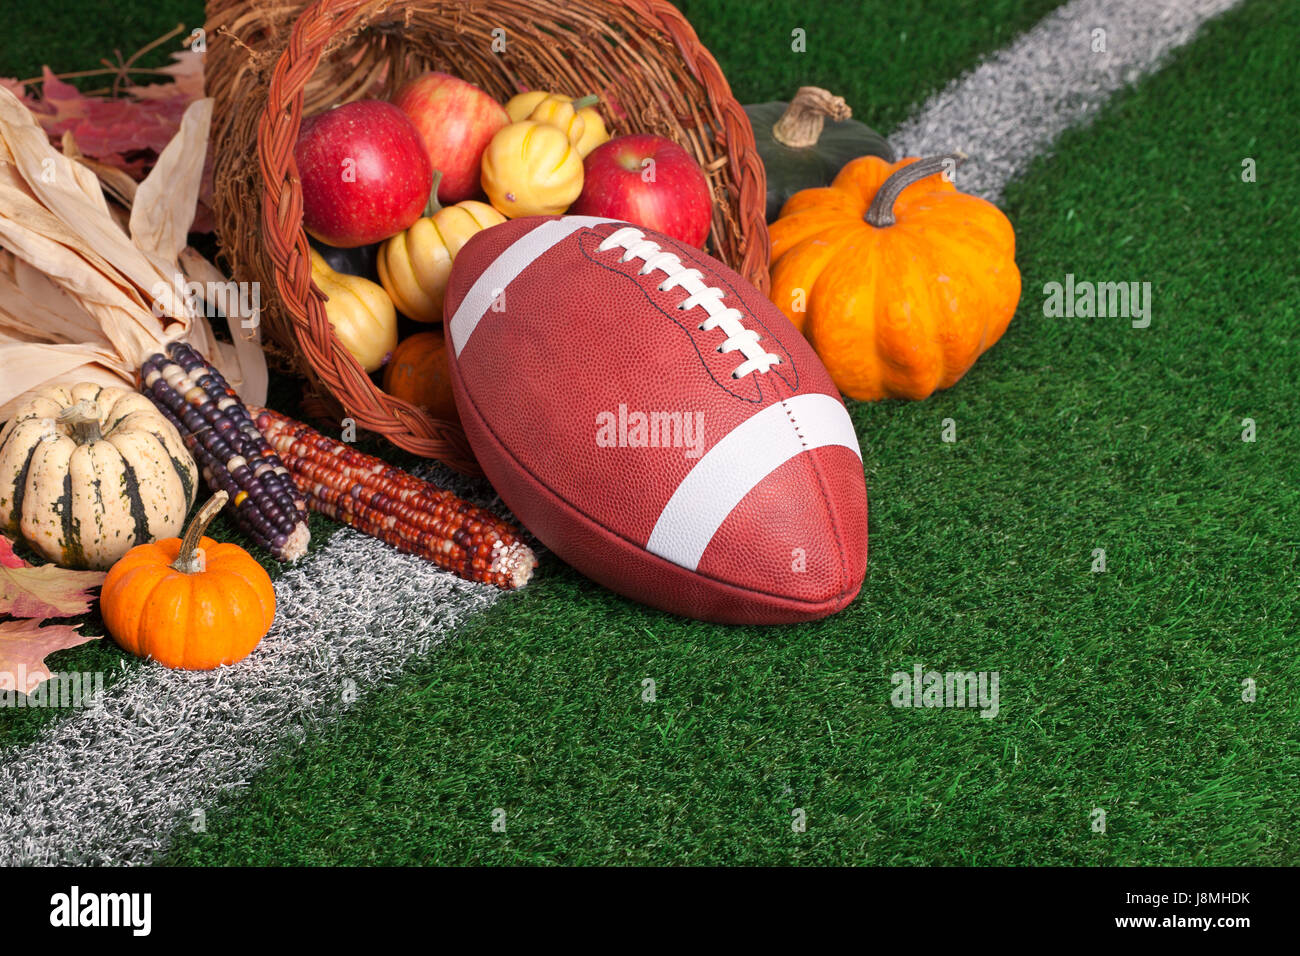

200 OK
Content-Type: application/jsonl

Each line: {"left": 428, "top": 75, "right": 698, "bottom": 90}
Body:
{"left": 140, "top": 342, "right": 310, "bottom": 561}
{"left": 252, "top": 406, "right": 536, "bottom": 589}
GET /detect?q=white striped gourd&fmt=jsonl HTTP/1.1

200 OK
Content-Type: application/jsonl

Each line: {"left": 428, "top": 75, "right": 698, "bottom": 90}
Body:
{"left": 0, "top": 384, "right": 197, "bottom": 569}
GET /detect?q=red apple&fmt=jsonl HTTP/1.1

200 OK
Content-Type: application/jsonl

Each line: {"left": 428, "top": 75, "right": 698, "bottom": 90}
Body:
{"left": 295, "top": 100, "right": 432, "bottom": 248}
{"left": 569, "top": 134, "right": 713, "bottom": 247}
{"left": 392, "top": 72, "right": 509, "bottom": 204}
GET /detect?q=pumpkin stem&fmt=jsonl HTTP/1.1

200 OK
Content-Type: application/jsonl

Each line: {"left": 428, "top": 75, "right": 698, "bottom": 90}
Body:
{"left": 864, "top": 152, "right": 967, "bottom": 228}
{"left": 771, "top": 87, "right": 852, "bottom": 149}
{"left": 172, "top": 491, "right": 228, "bottom": 575}
{"left": 56, "top": 400, "right": 103, "bottom": 444}
{"left": 422, "top": 170, "right": 445, "bottom": 218}
{"left": 570, "top": 94, "right": 599, "bottom": 110}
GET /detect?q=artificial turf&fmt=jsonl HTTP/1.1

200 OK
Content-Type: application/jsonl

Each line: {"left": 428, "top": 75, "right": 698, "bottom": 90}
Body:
{"left": 677, "top": 0, "right": 1065, "bottom": 132}
{"left": 163, "top": 0, "right": 1297, "bottom": 865}
{"left": 2, "top": 0, "right": 1295, "bottom": 865}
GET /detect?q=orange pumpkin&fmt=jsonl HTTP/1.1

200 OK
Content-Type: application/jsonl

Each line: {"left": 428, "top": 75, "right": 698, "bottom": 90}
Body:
{"left": 382, "top": 331, "right": 458, "bottom": 423}
{"left": 100, "top": 491, "right": 276, "bottom": 669}
{"left": 768, "top": 153, "right": 1021, "bottom": 401}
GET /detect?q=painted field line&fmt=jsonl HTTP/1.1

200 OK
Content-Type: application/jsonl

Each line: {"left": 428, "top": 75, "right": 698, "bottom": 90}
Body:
{"left": 889, "top": 0, "right": 1244, "bottom": 201}
{"left": 0, "top": 0, "right": 1243, "bottom": 866}
{"left": 0, "top": 470, "right": 510, "bottom": 866}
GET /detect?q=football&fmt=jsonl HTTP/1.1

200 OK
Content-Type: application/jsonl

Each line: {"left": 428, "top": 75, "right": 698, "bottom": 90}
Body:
{"left": 444, "top": 217, "right": 868, "bottom": 624}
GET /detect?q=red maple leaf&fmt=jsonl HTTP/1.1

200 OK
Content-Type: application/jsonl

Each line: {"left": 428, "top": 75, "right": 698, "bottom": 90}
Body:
{"left": 0, "top": 620, "right": 100, "bottom": 694}
{"left": 2, "top": 51, "right": 213, "bottom": 230}
{"left": 0, "top": 564, "right": 106, "bottom": 618}
{"left": 0, "top": 535, "right": 26, "bottom": 569}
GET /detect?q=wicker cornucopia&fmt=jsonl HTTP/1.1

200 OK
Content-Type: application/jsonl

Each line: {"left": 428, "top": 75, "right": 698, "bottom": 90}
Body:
{"left": 203, "top": 0, "right": 769, "bottom": 472}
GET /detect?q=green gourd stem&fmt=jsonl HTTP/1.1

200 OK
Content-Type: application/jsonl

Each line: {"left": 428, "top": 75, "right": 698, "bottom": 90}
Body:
{"left": 422, "top": 170, "right": 445, "bottom": 218}
{"left": 771, "top": 87, "right": 852, "bottom": 149}
{"left": 172, "top": 491, "right": 228, "bottom": 575}
{"left": 865, "top": 153, "right": 966, "bottom": 227}
{"left": 56, "top": 400, "right": 103, "bottom": 444}
{"left": 571, "top": 94, "right": 599, "bottom": 110}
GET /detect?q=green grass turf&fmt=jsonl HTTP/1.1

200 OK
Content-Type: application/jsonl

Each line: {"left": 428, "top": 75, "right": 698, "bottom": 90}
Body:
{"left": 158, "top": 0, "right": 1299, "bottom": 865}
{"left": 2, "top": 0, "right": 1295, "bottom": 865}
{"left": 0, "top": 0, "right": 202, "bottom": 88}
{"left": 678, "top": 0, "right": 1063, "bottom": 131}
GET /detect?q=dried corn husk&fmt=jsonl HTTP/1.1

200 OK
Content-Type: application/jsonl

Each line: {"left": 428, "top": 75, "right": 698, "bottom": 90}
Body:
{"left": 0, "top": 86, "right": 265, "bottom": 420}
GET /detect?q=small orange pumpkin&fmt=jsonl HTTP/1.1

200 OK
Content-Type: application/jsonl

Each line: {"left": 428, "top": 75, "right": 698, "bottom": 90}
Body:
{"left": 382, "top": 331, "right": 459, "bottom": 423}
{"left": 768, "top": 153, "right": 1021, "bottom": 401}
{"left": 100, "top": 491, "right": 276, "bottom": 669}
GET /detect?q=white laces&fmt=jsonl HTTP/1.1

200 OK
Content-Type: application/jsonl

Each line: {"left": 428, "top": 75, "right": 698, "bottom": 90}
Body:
{"left": 597, "top": 227, "right": 782, "bottom": 379}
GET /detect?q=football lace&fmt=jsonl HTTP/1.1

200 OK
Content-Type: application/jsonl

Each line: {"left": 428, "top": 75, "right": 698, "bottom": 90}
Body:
{"left": 597, "top": 226, "right": 782, "bottom": 379}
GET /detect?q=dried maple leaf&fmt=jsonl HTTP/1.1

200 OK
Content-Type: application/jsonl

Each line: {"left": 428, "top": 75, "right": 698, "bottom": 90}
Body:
{"left": 0, "top": 619, "right": 99, "bottom": 693}
{"left": 1, "top": 52, "right": 213, "bottom": 230}
{"left": 0, "top": 535, "right": 26, "bottom": 569}
{"left": 37, "top": 69, "right": 188, "bottom": 167}
{"left": 0, "top": 564, "right": 106, "bottom": 618}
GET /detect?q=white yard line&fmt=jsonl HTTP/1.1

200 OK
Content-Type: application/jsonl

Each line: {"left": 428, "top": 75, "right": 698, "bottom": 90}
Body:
{"left": 889, "top": 0, "right": 1244, "bottom": 201}
{"left": 0, "top": 521, "right": 505, "bottom": 865}
{"left": 0, "top": 0, "right": 1244, "bottom": 865}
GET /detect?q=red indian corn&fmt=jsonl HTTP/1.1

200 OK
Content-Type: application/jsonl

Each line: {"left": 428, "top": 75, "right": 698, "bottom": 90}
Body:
{"left": 252, "top": 407, "right": 536, "bottom": 589}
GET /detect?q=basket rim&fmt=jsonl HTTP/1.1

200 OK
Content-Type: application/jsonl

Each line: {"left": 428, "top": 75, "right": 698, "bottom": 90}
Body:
{"left": 245, "top": 0, "right": 770, "bottom": 468}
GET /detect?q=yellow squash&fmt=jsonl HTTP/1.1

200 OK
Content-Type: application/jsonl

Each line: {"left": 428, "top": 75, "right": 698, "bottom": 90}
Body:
{"left": 378, "top": 174, "right": 506, "bottom": 323}
{"left": 505, "top": 92, "right": 611, "bottom": 158}
{"left": 309, "top": 249, "right": 398, "bottom": 372}
{"left": 481, "top": 120, "right": 585, "bottom": 218}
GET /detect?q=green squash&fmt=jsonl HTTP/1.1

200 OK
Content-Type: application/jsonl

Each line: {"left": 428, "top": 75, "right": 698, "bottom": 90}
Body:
{"left": 309, "top": 235, "right": 380, "bottom": 283}
{"left": 745, "top": 87, "right": 895, "bottom": 223}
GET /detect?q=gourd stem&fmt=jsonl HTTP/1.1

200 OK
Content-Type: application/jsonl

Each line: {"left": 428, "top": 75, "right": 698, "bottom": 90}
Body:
{"left": 422, "top": 170, "right": 445, "bottom": 218}
{"left": 865, "top": 153, "right": 966, "bottom": 228}
{"left": 771, "top": 87, "right": 852, "bottom": 149}
{"left": 172, "top": 491, "right": 228, "bottom": 575}
{"left": 56, "top": 400, "right": 103, "bottom": 444}
{"left": 571, "top": 94, "right": 599, "bottom": 110}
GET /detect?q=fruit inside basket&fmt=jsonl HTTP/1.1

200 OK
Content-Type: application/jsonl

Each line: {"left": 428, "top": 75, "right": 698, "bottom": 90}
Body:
{"left": 203, "top": 0, "right": 769, "bottom": 471}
